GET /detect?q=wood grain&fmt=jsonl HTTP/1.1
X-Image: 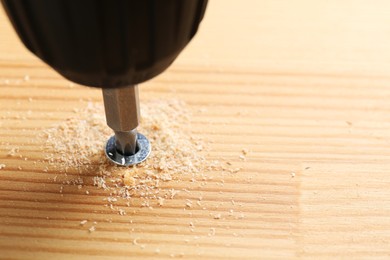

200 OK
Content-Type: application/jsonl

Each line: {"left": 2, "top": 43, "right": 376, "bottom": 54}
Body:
{"left": 1, "top": 0, "right": 390, "bottom": 258}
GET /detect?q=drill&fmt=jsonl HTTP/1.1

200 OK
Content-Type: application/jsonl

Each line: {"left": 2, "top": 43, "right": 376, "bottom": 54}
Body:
{"left": 1, "top": 0, "right": 207, "bottom": 166}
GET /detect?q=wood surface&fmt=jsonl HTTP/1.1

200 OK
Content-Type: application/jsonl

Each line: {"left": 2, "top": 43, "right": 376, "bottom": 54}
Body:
{"left": 2, "top": 0, "right": 390, "bottom": 258}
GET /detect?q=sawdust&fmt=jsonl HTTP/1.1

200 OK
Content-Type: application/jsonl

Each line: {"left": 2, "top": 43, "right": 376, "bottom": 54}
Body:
{"left": 42, "top": 99, "right": 222, "bottom": 206}
{"left": 36, "top": 97, "right": 247, "bottom": 249}
{"left": 88, "top": 226, "right": 96, "bottom": 233}
{"left": 7, "top": 147, "right": 19, "bottom": 157}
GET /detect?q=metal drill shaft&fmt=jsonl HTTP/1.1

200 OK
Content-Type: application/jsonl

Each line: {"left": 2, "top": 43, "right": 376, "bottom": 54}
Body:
{"left": 102, "top": 86, "right": 140, "bottom": 156}
{"left": 102, "top": 85, "right": 150, "bottom": 166}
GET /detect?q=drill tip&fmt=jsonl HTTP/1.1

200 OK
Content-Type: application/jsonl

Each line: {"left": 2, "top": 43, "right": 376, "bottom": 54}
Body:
{"left": 105, "top": 133, "right": 151, "bottom": 166}
{"left": 114, "top": 129, "right": 138, "bottom": 156}
{"left": 102, "top": 86, "right": 151, "bottom": 166}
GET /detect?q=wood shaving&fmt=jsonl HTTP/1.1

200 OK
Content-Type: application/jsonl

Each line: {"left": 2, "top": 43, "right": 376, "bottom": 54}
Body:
{"left": 123, "top": 169, "right": 137, "bottom": 186}
{"left": 88, "top": 226, "right": 96, "bottom": 232}
{"left": 7, "top": 147, "right": 19, "bottom": 157}
{"left": 230, "top": 168, "right": 241, "bottom": 173}
{"left": 185, "top": 200, "right": 193, "bottom": 208}
{"left": 160, "top": 173, "right": 172, "bottom": 181}
{"left": 0, "top": 164, "right": 5, "bottom": 170}
{"left": 241, "top": 149, "right": 249, "bottom": 155}
{"left": 157, "top": 197, "right": 165, "bottom": 206}
{"left": 208, "top": 228, "right": 216, "bottom": 236}
{"left": 213, "top": 213, "right": 221, "bottom": 219}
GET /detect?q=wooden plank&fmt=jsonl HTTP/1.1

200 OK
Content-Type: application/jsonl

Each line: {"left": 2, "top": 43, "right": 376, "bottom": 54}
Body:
{"left": 1, "top": 0, "right": 390, "bottom": 258}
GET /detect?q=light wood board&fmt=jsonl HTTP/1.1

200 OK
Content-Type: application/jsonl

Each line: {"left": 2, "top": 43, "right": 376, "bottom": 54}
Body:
{"left": 1, "top": 0, "right": 390, "bottom": 258}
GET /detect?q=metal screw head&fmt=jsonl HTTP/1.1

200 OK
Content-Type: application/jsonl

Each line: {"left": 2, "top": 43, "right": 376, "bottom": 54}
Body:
{"left": 105, "top": 133, "right": 151, "bottom": 166}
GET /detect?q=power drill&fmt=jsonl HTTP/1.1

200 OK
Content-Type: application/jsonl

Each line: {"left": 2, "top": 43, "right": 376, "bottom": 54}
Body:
{"left": 1, "top": 0, "right": 207, "bottom": 166}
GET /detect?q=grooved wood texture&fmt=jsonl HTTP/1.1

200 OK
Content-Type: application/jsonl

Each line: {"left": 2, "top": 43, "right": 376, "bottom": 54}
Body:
{"left": 1, "top": 0, "right": 390, "bottom": 259}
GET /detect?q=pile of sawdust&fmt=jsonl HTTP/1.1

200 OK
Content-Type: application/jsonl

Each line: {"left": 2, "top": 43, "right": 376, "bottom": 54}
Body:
{"left": 42, "top": 99, "right": 221, "bottom": 204}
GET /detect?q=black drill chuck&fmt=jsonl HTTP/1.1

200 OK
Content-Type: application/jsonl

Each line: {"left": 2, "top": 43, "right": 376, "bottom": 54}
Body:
{"left": 1, "top": 0, "right": 208, "bottom": 88}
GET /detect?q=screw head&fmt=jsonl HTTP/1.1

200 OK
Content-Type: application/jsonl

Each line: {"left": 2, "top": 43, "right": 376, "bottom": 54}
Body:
{"left": 105, "top": 133, "right": 151, "bottom": 166}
